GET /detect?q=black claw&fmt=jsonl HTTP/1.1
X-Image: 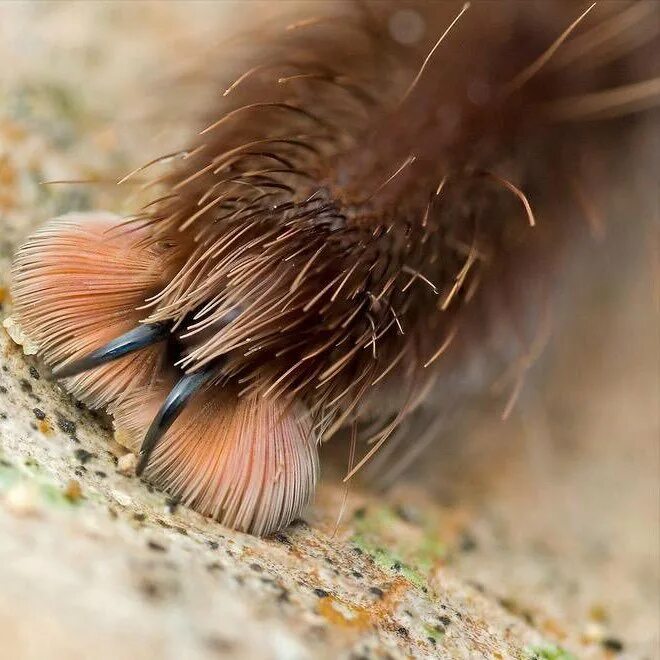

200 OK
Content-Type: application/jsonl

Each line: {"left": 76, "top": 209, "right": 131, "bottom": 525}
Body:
{"left": 53, "top": 322, "right": 172, "bottom": 379}
{"left": 136, "top": 367, "right": 215, "bottom": 476}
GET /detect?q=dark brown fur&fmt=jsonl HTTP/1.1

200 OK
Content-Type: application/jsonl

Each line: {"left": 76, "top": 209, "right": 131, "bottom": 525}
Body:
{"left": 129, "top": 1, "right": 657, "bottom": 450}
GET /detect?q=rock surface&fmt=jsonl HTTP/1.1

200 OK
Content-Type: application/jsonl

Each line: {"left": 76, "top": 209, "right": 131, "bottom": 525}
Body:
{"left": 0, "top": 3, "right": 657, "bottom": 659}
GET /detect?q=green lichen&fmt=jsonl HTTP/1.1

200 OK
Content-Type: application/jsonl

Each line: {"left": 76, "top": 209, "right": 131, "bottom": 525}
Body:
{"left": 423, "top": 623, "right": 446, "bottom": 644}
{"left": 349, "top": 505, "right": 446, "bottom": 590}
{"left": 525, "top": 644, "right": 577, "bottom": 660}
{"left": 23, "top": 456, "right": 41, "bottom": 472}
{"left": 0, "top": 459, "right": 19, "bottom": 490}
{"left": 0, "top": 453, "right": 81, "bottom": 509}
{"left": 41, "top": 481, "right": 78, "bottom": 507}
{"left": 351, "top": 533, "right": 427, "bottom": 589}
{"left": 6, "top": 82, "right": 86, "bottom": 146}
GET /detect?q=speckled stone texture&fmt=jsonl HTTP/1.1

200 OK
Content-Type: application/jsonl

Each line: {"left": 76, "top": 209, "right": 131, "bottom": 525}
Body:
{"left": 0, "top": 3, "right": 657, "bottom": 659}
{"left": 0, "top": 327, "right": 551, "bottom": 659}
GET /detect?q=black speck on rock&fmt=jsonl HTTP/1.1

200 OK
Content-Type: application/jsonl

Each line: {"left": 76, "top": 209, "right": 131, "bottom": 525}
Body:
{"left": 207, "top": 540, "right": 219, "bottom": 550}
{"left": 394, "top": 504, "right": 422, "bottom": 526}
{"left": 29, "top": 366, "right": 40, "bottom": 380}
{"left": 139, "top": 580, "right": 161, "bottom": 600}
{"left": 147, "top": 540, "right": 167, "bottom": 553}
{"left": 352, "top": 507, "right": 367, "bottom": 520}
{"left": 396, "top": 626, "right": 409, "bottom": 638}
{"left": 310, "top": 624, "right": 327, "bottom": 639}
{"left": 19, "top": 379, "right": 33, "bottom": 393}
{"left": 438, "top": 615, "right": 452, "bottom": 627}
{"left": 205, "top": 636, "right": 235, "bottom": 653}
{"left": 73, "top": 448, "right": 95, "bottom": 464}
{"left": 459, "top": 532, "right": 478, "bottom": 552}
{"left": 0, "top": 385, "right": 7, "bottom": 394}
{"left": 470, "top": 581, "right": 486, "bottom": 593}
{"left": 369, "top": 586, "right": 384, "bottom": 598}
{"left": 351, "top": 571, "right": 363, "bottom": 579}
{"left": 271, "top": 532, "right": 292, "bottom": 546}
{"left": 249, "top": 563, "right": 263, "bottom": 573}
{"left": 138, "top": 577, "right": 178, "bottom": 602}
{"left": 313, "top": 588, "right": 329, "bottom": 598}
{"left": 133, "top": 513, "right": 147, "bottom": 522}
{"left": 32, "top": 408, "right": 46, "bottom": 420}
{"left": 57, "top": 415, "right": 77, "bottom": 437}
{"left": 95, "top": 471, "right": 107, "bottom": 478}
{"left": 602, "top": 638, "right": 624, "bottom": 653}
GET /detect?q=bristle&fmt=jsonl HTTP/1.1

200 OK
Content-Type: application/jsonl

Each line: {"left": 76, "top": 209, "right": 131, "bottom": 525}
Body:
{"left": 115, "top": 385, "right": 318, "bottom": 536}
{"left": 129, "top": 0, "right": 656, "bottom": 476}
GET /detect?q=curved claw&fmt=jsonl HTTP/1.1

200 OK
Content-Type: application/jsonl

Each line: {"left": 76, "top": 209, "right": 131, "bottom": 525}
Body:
{"left": 52, "top": 322, "right": 172, "bottom": 379}
{"left": 136, "top": 367, "right": 216, "bottom": 477}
